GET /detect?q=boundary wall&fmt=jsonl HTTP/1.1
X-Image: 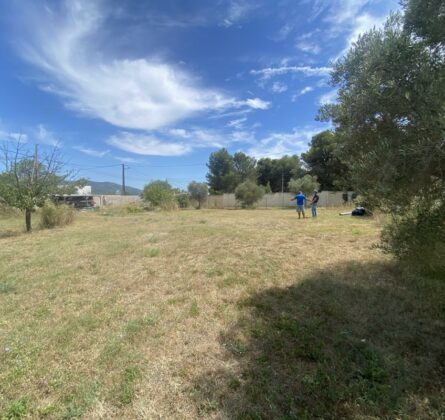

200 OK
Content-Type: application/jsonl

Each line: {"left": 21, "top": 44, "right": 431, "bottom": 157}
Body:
{"left": 203, "top": 191, "right": 354, "bottom": 209}
{"left": 94, "top": 191, "right": 354, "bottom": 208}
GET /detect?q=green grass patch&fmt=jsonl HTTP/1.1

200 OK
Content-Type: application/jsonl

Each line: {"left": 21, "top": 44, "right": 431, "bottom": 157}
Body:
{"left": 116, "top": 366, "right": 142, "bottom": 405}
{"left": 144, "top": 247, "right": 160, "bottom": 257}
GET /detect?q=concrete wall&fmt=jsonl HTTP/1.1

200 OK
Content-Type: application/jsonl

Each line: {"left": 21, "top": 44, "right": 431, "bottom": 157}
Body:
{"left": 93, "top": 195, "right": 141, "bottom": 207}
{"left": 204, "top": 191, "right": 355, "bottom": 209}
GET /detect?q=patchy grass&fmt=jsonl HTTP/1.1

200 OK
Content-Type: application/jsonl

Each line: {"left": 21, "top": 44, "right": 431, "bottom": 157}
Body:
{"left": 0, "top": 209, "right": 443, "bottom": 418}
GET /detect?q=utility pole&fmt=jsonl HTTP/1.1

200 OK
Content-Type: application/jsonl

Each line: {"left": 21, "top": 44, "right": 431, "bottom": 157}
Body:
{"left": 121, "top": 163, "right": 126, "bottom": 195}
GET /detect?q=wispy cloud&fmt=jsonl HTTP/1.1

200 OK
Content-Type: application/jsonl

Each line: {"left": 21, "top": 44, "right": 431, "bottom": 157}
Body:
{"left": 250, "top": 65, "right": 331, "bottom": 80}
{"left": 227, "top": 117, "right": 247, "bottom": 129}
{"left": 295, "top": 41, "right": 321, "bottom": 55}
{"left": 271, "top": 81, "right": 288, "bottom": 93}
{"left": 222, "top": 1, "right": 256, "bottom": 27}
{"left": 35, "top": 124, "right": 60, "bottom": 146}
{"left": 13, "top": 1, "right": 268, "bottom": 133}
{"left": 291, "top": 86, "right": 314, "bottom": 101}
{"left": 73, "top": 145, "right": 110, "bottom": 157}
{"left": 247, "top": 126, "right": 325, "bottom": 159}
{"left": 318, "top": 89, "right": 338, "bottom": 105}
{"left": 243, "top": 98, "right": 271, "bottom": 109}
{"left": 0, "top": 131, "right": 28, "bottom": 143}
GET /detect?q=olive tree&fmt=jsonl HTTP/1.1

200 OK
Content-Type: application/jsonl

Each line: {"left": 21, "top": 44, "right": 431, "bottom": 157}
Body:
{"left": 187, "top": 181, "right": 208, "bottom": 209}
{"left": 235, "top": 180, "right": 265, "bottom": 208}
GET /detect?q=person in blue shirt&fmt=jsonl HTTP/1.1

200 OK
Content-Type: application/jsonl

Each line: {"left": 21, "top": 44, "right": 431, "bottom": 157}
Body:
{"left": 291, "top": 191, "right": 307, "bottom": 219}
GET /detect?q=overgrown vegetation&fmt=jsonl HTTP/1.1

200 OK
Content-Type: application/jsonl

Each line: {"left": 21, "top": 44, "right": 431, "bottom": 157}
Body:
{"left": 319, "top": 0, "right": 444, "bottom": 271}
{"left": 142, "top": 180, "right": 176, "bottom": 210}
{"left": 39, "top": 201, "right": 76, "bottom": 229}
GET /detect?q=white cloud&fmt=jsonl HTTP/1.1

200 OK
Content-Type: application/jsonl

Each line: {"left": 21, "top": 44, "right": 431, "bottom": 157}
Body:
{"left": 73, "top": 145, "right": 109, "bottom": 157}
{"left": 108, "top": 132, "right": 191, "bottom": 156}
{"left": 227, "top": 117, "right": 247, "bottom": 129}
{"left": 114, "top": 156, "right": 140, "bottom": 164}
{"left": 14, "top": 1, "right": 267, "bottom": 133}
{"left": 295, "top": 41, "right": 321, "bottom": 55}
{"left": 325, "top": 0, "right": 369, "bottom": 25}
{"left": 0, "top": 131, "right": 28, "bottom": 143}
{"left": 291, "top": 86, "right": 314, "bottom": 101}
{"left": 247, "top": 127, "right": 324, "bottom": 159}
{"left": 271, "top": 82, "right": 288, "bottom": 93}
{"left": 35, "top": 124, "right": 59, "bottom": 146}
{"left": 244, "top": 98, "right": 271, "bottom": 110}
{"left": 250, "top": 65, "right": 331, "bottom": 80}
{"left": 318, "top": 89, "right": 338, "bottom": 105}
{"left": 222, "top": 1, "right": 256, "bottom": 27}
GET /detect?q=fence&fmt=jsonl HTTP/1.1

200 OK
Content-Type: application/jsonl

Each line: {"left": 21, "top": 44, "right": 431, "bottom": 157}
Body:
{"left": 95, "top": 192, "right": 355, "bottom": 209}
{"left": 203, "top": 191, "right": 355, "bottom": 209}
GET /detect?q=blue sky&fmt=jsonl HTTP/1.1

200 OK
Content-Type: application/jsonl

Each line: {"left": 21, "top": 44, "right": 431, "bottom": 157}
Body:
{"left": 0, "top": 0, "right": 400, "bottom": 189}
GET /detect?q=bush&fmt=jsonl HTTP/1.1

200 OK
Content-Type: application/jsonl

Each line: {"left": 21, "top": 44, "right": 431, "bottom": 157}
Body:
{"left": 380, "top": 203, "right": 445, "bottom": 275}
{"left": 0, "top": 203, "right": 20, "bottom": 216}
{"left": 39, "top": 202, "right": 75, "bottom": 229}
{"left": 176, "top": 193, "right": 191, "bottom": 209}
{"left": 142, "top": 180, "right": 176, "bottom": 210}
{"left": 288, "top": 175, "right": 320, "bottom": 196}
{"left": 124, "top": 203, "right": 145, "bottom": 213}
{"left": 235, "top": 181, "right": 265, "bottom": 208}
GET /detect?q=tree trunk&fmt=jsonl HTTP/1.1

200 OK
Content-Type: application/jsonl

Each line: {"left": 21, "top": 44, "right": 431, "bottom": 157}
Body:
{"left": 25, "top": 208, "right": 32, "bottom": 232}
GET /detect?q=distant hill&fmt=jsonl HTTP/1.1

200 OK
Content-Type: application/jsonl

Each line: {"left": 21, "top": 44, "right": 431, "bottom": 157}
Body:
{"left": 87, "top": 181, "right": 142, "bottom": 195}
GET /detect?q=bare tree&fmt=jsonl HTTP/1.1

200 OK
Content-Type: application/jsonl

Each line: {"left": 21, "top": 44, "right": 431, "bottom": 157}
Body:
{"left": 0, "top": 140, "right": 81, "bottom": 232}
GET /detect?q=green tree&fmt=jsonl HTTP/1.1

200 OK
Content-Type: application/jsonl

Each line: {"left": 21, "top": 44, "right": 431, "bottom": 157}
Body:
{"left": 0, "top": 143, "right": 80, "bottom": 232}
{"left": 235, "top": 180, "right": 265, "bottom": 208}
{"left": 257, "top": 155, "right": 304, "bottom": 192}
{"left": 187, "top": 181, "right": 208, "bottom": 209}
{"left": 206, "top": 149, "right": 236, "bottom": 194}
{"left": 232, "top": 152, "right": 257, "bottom": 185}
{"left": 301, "top": 131, "right": 351, "bottom": 190}
{"left": 288, "top": 175, "right": 320, "bottom": 196}
{"left": 319, "top": 7, "right": 445, "bottom": 271}
{"left": 142, "top": 180, "right": 175, "bottom": 209}
{"left": 403, "top": 0, "right": 445, "bottom": 45}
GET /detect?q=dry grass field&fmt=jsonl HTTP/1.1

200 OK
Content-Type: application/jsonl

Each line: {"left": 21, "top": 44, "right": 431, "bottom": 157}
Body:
{"left": 0, "top": 208, "right": 444, "bottom": 419}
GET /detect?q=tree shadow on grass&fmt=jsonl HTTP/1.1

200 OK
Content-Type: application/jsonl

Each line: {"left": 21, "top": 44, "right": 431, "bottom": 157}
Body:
{"left": 193, "top": 261, "right": 445, "bottom": 419}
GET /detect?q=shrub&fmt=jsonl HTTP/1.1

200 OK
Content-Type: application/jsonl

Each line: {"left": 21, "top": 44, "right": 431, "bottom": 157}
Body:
{"left": 39, "top": 202, "right": 76, "bottom": 229}
{"left": 142, "top": 180, "right": 176, "bottom": 210}
{"left": 288, "top": 175, "right": 320, "bottom": 196}
{"left": 176, "top": 193, "right": 191, "bottom": 209}
{"left": 380, "top": 203, "right": 445, "bottom": 275}
{"left": 235, "top": 181, "right": 265, "bottom": 208}
{"left": 124, "top": 203, "right": 145, "bottom": 213}
{"left": 0, "top": 203, "right": 20, "bottom": 216}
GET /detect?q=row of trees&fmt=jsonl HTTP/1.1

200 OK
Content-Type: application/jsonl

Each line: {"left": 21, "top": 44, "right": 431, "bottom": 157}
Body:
{"left": 206, "top": 131, "right": 351, "bottom": 195}
{"left": 142, "top": 180, "right": 209, "bottom": 210}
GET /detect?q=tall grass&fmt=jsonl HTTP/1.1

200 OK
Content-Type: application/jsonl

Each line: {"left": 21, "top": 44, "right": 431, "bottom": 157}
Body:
{"left": 39, "top": 201, "right": 76, "bottom": 229}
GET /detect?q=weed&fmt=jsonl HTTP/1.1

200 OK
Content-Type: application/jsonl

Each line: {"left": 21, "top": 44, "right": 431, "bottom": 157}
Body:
{"left": 144, "top": 247, "right": 160, "bottom": 257}
{"left": 4, "top": 398, "right": 28, "bottom": 419}
{"left": 0, "top": 282, "right": 15, "bottom": 294}
{"left": 189, "top": 299, "right": 200, "bottom": 317}
{"left": 117, "top": 366, "right": 142, "bottom": 405}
